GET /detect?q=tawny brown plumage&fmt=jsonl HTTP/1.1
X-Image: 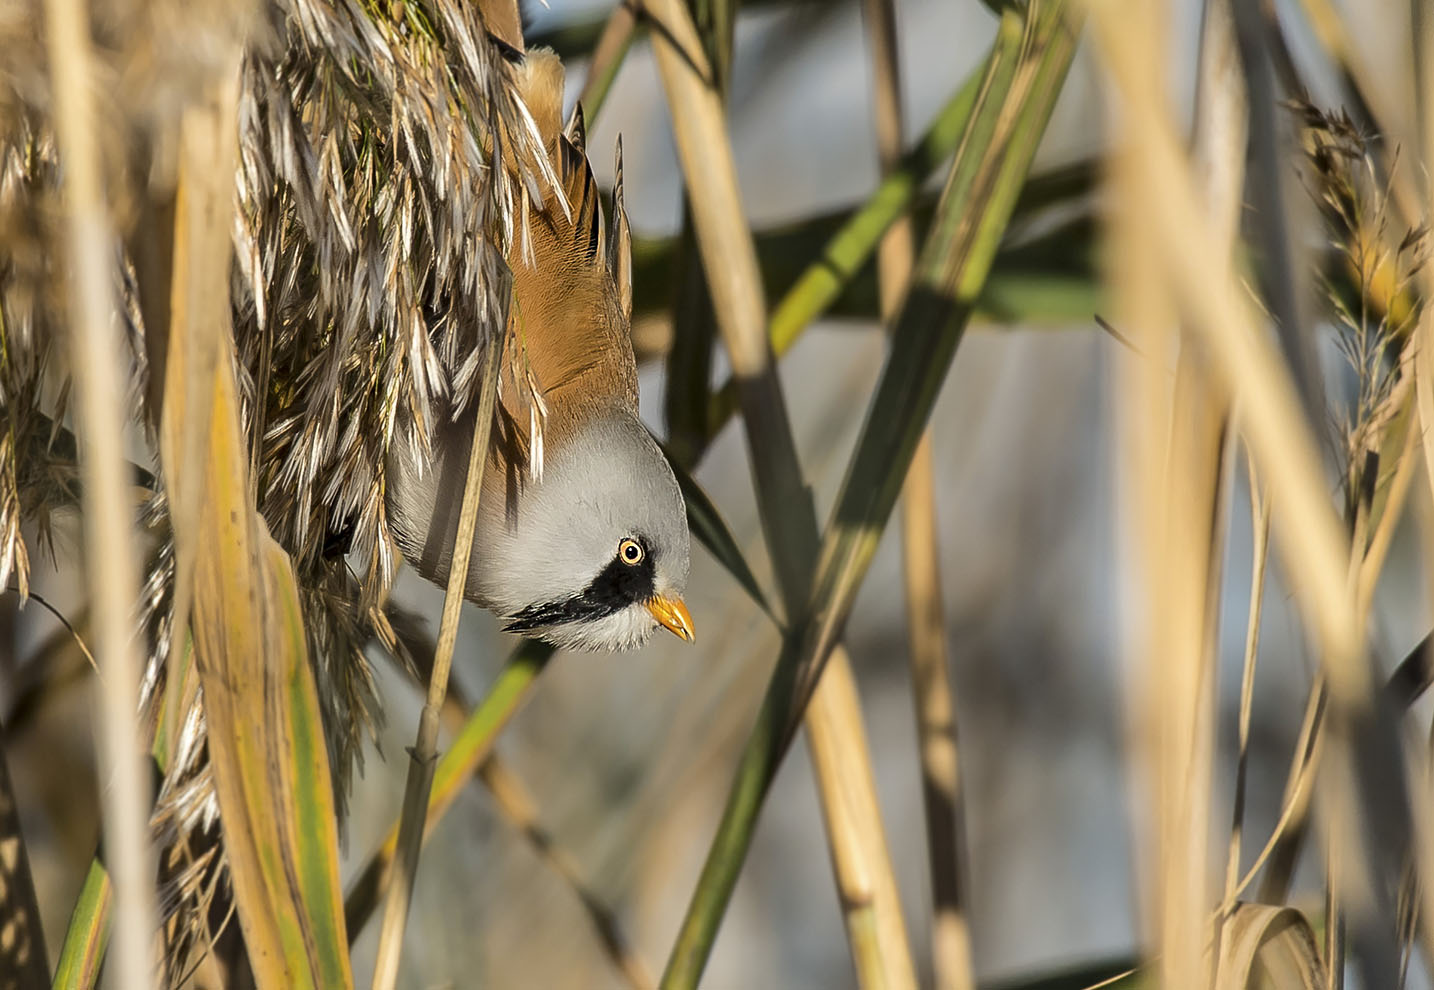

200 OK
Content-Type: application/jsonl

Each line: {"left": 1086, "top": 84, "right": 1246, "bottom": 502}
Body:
{"left": 500, "top": 53, "right": 637, "bottom": 459}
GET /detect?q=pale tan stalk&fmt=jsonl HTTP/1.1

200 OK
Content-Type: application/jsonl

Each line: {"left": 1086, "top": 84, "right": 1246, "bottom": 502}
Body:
{"left": 1414, "top": 6, "right": 1434, "bottom": 519}
{"left": 1091, "top": 0, "right": 1423, "bottom": 982}
{"left": 579, "top": 1, "right": 639, "bottom": 114}
{"left": 860, "top": 0, "right": 973, "bottom": 984}
{"left": 1327, "top": 840, "right": 1344, "bottom": 990}
{"left": 42, "top": 1, "right": 160, "bottom": 986}
{"left": 1186, "top": 3, "right": 1247, "bottom": 982}
{"left": 1223, "top": 466, "right": 1269, "bottom": 910}
{"left": 1088, "top": 0, "right": 1365, "bottom": 715}
{"left": 805, "top": 646, "right": 917, "bottom": 987}
{"left": 900, "top": 440, "right": 973, "bottom": 987}
{"left": 1404, "top": 1, "right": 1434, "bottom": 968}
{"left": 641, "top": 0, "right": 915, "bottom": 982}
{"left": 1103, "top": 1, "right": 1244, "bottom": 984}
{"left": 370, "top": 340, "right": 504, "bottom": 990}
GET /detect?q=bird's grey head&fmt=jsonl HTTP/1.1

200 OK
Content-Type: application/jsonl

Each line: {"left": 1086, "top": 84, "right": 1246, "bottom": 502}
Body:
{"left": 468, "top": 410, "right": 693, "bottom": 651}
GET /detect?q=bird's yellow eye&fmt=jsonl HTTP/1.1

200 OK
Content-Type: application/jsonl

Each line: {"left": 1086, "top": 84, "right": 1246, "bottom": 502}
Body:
{"left": 618, "top": 538, "right": 644, "bottom": 565}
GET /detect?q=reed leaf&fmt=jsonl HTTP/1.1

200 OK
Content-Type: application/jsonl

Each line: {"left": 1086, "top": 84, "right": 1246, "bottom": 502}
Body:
{"left": 51, "top": 859, "right": 111, "bottom": 990}
{"left": 633, "top": 202, "right": 1100, "bottom": 335}
{"left": 793, "top": 4, "right": 1078, "bottom": 707}
{"left": 764, "top": 68, "right": 980, "bottom": 363}
{"left": 135, "top": 57, "right": 348, "bottom": 986}
{"left": 189, "top": 365, "right": 353, "bottom": 988}
{"left": 176, "top": 162, "right": 350, "bottom": 988}
{"left": 1217, "top": 904, "right": 1326, "bottom": 989}
{"left": 698, "top": 68, "right": 1083, "bottom": 430}
{"left": 631, "top": 161, "right": 1096, "bottom": 313}
{"left": 660, "top": 4, "right": 1079, "bottom": 983}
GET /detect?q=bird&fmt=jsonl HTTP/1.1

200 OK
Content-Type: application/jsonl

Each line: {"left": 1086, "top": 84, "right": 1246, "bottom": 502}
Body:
{"left": 384, "top": 47, "right": 695, "bottom": 652}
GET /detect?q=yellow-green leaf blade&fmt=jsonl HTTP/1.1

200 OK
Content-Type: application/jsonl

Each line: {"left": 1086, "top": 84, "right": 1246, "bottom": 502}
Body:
{"left": 186, "top": 316, "right": 353, "bottom": 990}
{"left": 51, "top": 858, "right": 111, "bottom": 990}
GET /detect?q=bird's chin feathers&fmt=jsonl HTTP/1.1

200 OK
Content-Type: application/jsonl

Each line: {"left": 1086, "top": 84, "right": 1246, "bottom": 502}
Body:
{"left": 519, "top": 602, "right": 660, "bottom": 652}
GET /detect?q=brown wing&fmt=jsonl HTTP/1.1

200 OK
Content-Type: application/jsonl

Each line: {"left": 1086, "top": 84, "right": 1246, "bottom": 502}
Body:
{"left": 476, "top": 0, "right": 526, "bottom": 61}
{"left": 503, "top": 54, "right": 639, "bottom": 448}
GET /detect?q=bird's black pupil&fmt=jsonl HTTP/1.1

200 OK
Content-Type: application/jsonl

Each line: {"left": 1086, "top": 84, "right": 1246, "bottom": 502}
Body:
{"left": 623, "top": 542, "right": 639, "bottom": 562}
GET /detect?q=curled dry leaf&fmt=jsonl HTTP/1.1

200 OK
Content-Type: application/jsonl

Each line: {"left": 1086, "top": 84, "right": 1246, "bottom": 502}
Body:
{"left": 1216, "top": 904, "right": 1326, "bottom": 990}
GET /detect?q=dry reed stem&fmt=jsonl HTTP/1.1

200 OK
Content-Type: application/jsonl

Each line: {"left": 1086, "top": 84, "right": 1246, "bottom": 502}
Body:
{"left": 804, "top": 646, "right": 917, "bottom": 986}
{"left": 1224, "top": 462, "right": 1269, "bottom": 910}
{"left": 1108, "top": 129, "right": 1217, "bottom": 990}
{"left": 642, "top": 0, "right": 915, "bottom": 982}
{"left": 1418, "top": 2, "right": 1434, "bottom": 522}
{"left": 859, "top": 0, "right": 973, "bottom": 984}
{"left": 41, "top": 0, "right": 161, "bottom": 985}
{"left": 640, "top": 0, "right": 764, "bottom": 376}
{"left": 1401, "top": 3, "right": 1434, "bottom": 972}
{"left": 370, "top": 338, "right": 504, "bottom": 990}
{"left": 1326, "top": 840, "right": 1344, "bottom": 989}
{"left": 1086, "top": 0, "right": 1366, "bottom": 712}
{"left": 579, "top": 2, "right": 640, "bottom": 117}
{"left": 897, "top": 441, "right": 973, "bottom": 984}
{"left": 1104, "top": 0, "right": 1241, "bottom": 982}
{"left": 804, "top": 648, "right": 902, "bottom": 987}
{"left": 1186, "top": 1, "right": 1246, "bottom": 978}
{"left": 1094, "top": 0, "right": 1420, "bottom": 978}
{"left": 640, "top": 0, "right": 812, "bottom": 599}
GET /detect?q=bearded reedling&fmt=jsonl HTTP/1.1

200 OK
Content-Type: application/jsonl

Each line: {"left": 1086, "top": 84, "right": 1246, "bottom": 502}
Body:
{"left": 387, "top": 46, "right": 695, "bottom": 651}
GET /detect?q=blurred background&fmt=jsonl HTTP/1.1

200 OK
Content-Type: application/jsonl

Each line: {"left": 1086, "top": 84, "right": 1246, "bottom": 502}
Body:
{"left": 4, "top": 0, "right": 1433, "bottom": 987}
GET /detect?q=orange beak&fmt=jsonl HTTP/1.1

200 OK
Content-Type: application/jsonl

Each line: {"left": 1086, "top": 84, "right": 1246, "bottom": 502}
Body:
{"left": 645, "top": 595, "right": 695, "bottom": 643}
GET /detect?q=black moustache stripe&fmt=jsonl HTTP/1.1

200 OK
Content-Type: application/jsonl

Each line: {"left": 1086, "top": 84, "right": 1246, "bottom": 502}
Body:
{"left": 503, "top": 544, "right": 657, "bottom": 633}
